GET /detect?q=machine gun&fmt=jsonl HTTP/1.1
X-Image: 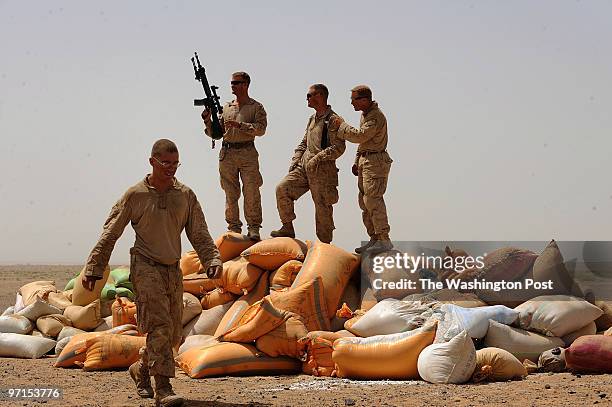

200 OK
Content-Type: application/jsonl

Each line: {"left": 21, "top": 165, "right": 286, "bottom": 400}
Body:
{"left": 191, "top": 52, "right": 223, "bottom": 148}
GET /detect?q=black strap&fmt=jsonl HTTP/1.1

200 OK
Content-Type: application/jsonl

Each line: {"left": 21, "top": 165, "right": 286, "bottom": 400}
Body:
{"left": 321, "top": 115, "right": 331, "bottom": 150}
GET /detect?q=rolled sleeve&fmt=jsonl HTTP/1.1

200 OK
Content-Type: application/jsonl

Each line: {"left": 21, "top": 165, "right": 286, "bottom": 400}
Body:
{"left": 338, "top": 118, "right": 378, "bottom": 144}
{"left": 238, "top": 104, "right": 267, "bottom": 137}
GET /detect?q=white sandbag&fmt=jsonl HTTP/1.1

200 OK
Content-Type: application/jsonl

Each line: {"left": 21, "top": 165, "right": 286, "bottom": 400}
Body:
{"left": 0, "top": 332, "right": 56, "bottom": 359}
{"left": 347, "top": 299, "right": 435, "bottom": 337}
{"left": 182, "top": 292, "right": 203, "bottom": 326}
{"left": 561, "top": 321, "right": 597, "bottom": 347}
{"left": 0, "top": 315, "right": 33, "bottom": 334}
{"left": 417, "top": 330, "right": 476, "bottom": 384}
{"left": 515, "top": 295, "right": 603, "bottom": 337}
{"left": 178, "top": 334, "right": 217, "bottom": 355}
{"left": 435, "top": 304, "right": 519, "bottom": 342}
{"left": 484, "top": 320, "right": 565, "bottom": 362}
{"left": 2, "top": 306, "right": 15, "bottom": 316}
{"left": 57, "top": 326, "right": 86, "bottom": 342}
{"left": 55, "top": 336, "right": 72, "bottom": 356}
{"left": 14, "top": 293, "right": 25, "bottom": 313}
{"left": 183, "top": 302, "right": 233, "bottom": 337}
{"left": 16, "top": 297, "right": 62, "bottom": 321}
{"left": 94, "top": 316, "right": 114, "bottom": 332}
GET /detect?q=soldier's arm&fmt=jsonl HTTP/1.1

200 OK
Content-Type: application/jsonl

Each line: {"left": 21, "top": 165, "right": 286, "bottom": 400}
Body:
{"left": 238, "top": 104, "right": 267, "bottom": 137}
{"left": 84, "top": 192, "right": 132, "bottom": 279}
{"left": 289, "top": 122, "right": 309, "bottom": 168}
{"left": 203, "top": 111, "right": 226, "bottom": 138}
{"left": 185, "top": 191, "right": 222, "bottom": 270}
{"left": 338, "top": 118, "right": 378, "bottom": 144}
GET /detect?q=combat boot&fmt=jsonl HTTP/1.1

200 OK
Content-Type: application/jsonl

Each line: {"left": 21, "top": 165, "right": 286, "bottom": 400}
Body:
{"left": 247, "top": 227, "right": 261, "bottom": 241}
{"left": 270, "top": 222, "right": 295, "bottom": 238}
{"left": 154, "top": 375, "right": 184, "bottom": 407}
{"left": 128, "top": 359, "right": 154, "bottom": 399}
{"left": 355, "top": 237, "right": 376, "bottom": 254}
{"left": 368, "top": 239, "right": 393, "bottom": 255}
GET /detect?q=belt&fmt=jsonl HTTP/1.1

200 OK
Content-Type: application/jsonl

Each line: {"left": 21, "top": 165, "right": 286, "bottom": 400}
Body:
{"left": 357, "top": 150, "right": 386, "bottom": 157}
{"left": 221, "top": 141, "right": 255, "bottom": 149}
{"left": 130, "top": 248, "right": 177, "bottom": 268}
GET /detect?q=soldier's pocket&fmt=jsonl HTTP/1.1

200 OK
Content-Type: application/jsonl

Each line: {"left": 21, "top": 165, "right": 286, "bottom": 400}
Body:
{"left": 324, "top": 185, "right": 339, "bottom": 205}
{"left": 134, "top": 291, "right": 151, "bottom": 333}
{"left": 363, "top": 174, "right": 388, "bottom": 198}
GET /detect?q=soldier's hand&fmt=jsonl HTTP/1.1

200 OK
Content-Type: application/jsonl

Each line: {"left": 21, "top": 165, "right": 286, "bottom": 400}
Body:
{"left": 306, "top": 158, "right": 320, "bottom": 174}
{"left": 351, "top": 164, "right": 359, "bottom": 176}
{"left": 288, "top": 162, "right": 298, "bottom": 173}
{"left": 201, "top": 109, "right": 212, "bottom": 123}
{"left": 206, "top": 265, "right": 222, "bottom": 279}
{"left": 225, "top": 120, "right": 240, "bottom": 129}
{"left": 329, "top": 116, "right": 344, "bottom": 131}
{"left": 81, "top": 275, "right": 98, "bottom": 291}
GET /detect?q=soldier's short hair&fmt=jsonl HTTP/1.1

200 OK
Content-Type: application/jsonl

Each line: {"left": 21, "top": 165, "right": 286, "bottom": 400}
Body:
{"left": 232, "top": 71, "right": 251, "bottom": 85}
{"left": 310, "top": 83, "right": 329, "bottom": 99}
{"left": 351, "top": 85, "right": 372, "bottom": 100}
{"left": 151, "top": 139, "right": 178, "bottom": 157}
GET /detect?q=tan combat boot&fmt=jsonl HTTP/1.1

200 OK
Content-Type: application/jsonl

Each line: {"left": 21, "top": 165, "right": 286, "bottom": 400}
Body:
{"left": 355, "top": 237, "right": 376, "bottom": 254}
{"left": 154, "top": 375, "right": 184, "bottom": 407}
{"left": 247, "top": 227, "right": 261, "bottom": 241}
{"left": 270, "top": 222, "right": 295, "bottom": 238}
{"left": 128, "top": 359, "right": 154, "bottom": 398}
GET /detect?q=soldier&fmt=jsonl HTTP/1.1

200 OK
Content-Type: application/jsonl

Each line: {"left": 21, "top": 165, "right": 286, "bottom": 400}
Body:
{"left": 201, "top": 71, "right": 267, "bottom": 241}
{"left": 271, "top": 84, "right": 345, "bottom": 243}
{"left": 81, "top": 139, "right": 222, "bottom": 407}
{"left": 331, "top": 85, "right": 393, "bottom": 254}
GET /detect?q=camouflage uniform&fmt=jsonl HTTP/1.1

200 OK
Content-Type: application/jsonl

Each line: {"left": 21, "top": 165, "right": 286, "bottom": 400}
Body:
{"left": 85, "top": 176, "right": 221, "bottom": 377}
{"left": 338, "top": 102, "right": 392, "bottom": 240}
{"left": 275, "top": 106, "right": 345, "bottom": 243}
{"left": 205, "top": 98, "right": 267, "bottom": 232}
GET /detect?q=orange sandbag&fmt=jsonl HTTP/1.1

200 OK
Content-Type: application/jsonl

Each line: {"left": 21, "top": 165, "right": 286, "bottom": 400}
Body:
{"left": 111, "top": 297, "right": 137, "bottom": 327}
{"left": 332, "top": 322, "right": 437, "bottom": 379}
{"left": 218, "top": 298, "right": 289, "bottom": 343}
{"left": 255, "top": 316, "right": 309, "bottom": 358}
{"left": 176, "top": 342, "right": 301, "bottom": 378}
{"left": 299, "top": 331, "right": 355, "bottom": 377}
{"left": 82, "top": 334, "right": 146, "bottom": 371}
{"left": 215, "top": 232, "right": 257, "bottom": 262}
{"left": 241, "top": 237, "right": 308, "bottom": 270}
{"left": 565, "top": 335, "right": 612, "bottom": 373}
{"left": 214, "top": 272, "right": 269, "bottom": 337}
{"left": 180, "top": 250, "right": 203, "bottom": 276}
{"left": 200, "top": 289, "right": 238, "bottom": 310}
{"left": 215, "top": 257, "right": 265, "bottom": 295}
{"left": 270, "top": 276, "right": 330, "bottom": 332}
{"left": 269, "top": 260, "right": 302, "bottom": 290}
{"left": 183, "top": 273, "right": 217, "bottom": 296}
{"left": 291, "top": 241, "right": 360, "bottom": 320}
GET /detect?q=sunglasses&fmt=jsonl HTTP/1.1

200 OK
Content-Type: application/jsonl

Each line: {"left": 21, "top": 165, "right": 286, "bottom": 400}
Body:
{"left": 351, "top": 96, "right": 368, "bottom": 101}
{"left": 306, "top": 92, "right": 319, "bottom": 99}
{"left": 152, "top": 156, "right": 181, "bottom": 168}
{"left": 231, "top": 80, "right": 246, "bottom": 85}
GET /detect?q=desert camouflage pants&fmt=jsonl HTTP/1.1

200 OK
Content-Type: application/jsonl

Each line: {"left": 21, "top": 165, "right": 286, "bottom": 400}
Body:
{"left": 275, "top": 164, "right": 339, "bottom": 243}
{"left": 219, "top": 145, "right": 263, "bottom": 231}
{"left": 130, "top": 251, "right": 183, "bottom": 377}
{"left": 358, "top": 151, "right": 392, "bottom": 240}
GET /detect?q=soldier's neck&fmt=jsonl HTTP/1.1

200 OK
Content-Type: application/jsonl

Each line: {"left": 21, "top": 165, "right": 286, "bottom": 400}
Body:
{"left": 236, "top": 94, "right": 250, "bottom": 106}
{"left": 148, "top": 174, "right": 173, "bottom": 193}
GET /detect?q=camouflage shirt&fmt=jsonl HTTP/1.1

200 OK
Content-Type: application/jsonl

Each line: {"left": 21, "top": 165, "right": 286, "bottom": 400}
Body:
{"left": 205, "top": 97, "right": 267, "bottom": 143}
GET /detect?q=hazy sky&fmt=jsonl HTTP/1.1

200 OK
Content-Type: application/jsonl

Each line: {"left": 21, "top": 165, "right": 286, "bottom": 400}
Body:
{"left": 1, "top": 1, "right": 611, "bottom": 264}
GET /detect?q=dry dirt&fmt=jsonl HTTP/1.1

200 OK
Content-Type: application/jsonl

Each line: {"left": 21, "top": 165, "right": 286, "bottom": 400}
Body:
{"left": 1, "top": 265, "right": 611, "bottom": 407}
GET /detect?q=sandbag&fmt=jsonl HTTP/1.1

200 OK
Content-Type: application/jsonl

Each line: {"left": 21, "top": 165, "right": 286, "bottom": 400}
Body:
{"left": 176, "top": 342, "right": 301, "bottom": 378}
{"left": 63, "top": 290, "right": 73, "bottom": 302}
{"left": 241, "top": 237, "right": 308, "bottom": 270}
{"left": 360, "top": 286, "right": 378, "bottom": 312}
{"left": 200, "top": 289, "right": 238, "bottom": 310}
{"left": 0, "top": 314, "right": 33, "bottom": 334}
{"left": 404, "top": 289, "right": 487, "bottom": 309}
{"left": 183, "top": 273, "right": 217, "bottom": 296}
{"left": 2, "top": 306, "right": 14, "bottom": 316}
{"left": 515, "top": 295, "right": 603, "bottom": 337}
{"left": 63, "top": 299, "right": 103, "bottom": 330}
{"left": 361, "top": 249, "right": 422, "bottom": 300}
{"left": 330, "top": 277, "right": 361, "bottom": 332}
{"left": 435, "top": 304, "right": 518, "bottom": 342}
{"left": 71, "top": 265, "right": 111, "bottom": 306}
{"left": 215, "top": 257, "right": 265, "bottom": 295}
{"left": 36, "top": 314, "right": 72, "bottom": 338}
{"left": 100, "top": 284, "right": 117, "bottom": 302}
{"left": 299, "top": 331, "right": 355, "bottom": 377}
{"left": 269, "top": 276, "right": 330, "bottom": 332}
{"left": 14, "top": 293, "right": 25, "bottom": 313}
{"left": 109, "top": 267, "right": 130, "bottom": 285}
{"left": 16, "top": 297, "right": 62, "bottom": 321}
{"left": 55, "top": 336, "right": 72, "bottom": 356}
{"left": 215, "top": 232, "right": 257, "bottom": 262}
{"left": 31, "top": 329, "right": 44, "bottom": 337}
{"left": 291, "top": 241, "right": 360, "bottom": 320}
{"left": 255, "top": 315, "right": 309, "bottom": 358}
{"left": 484, "top": 320, "right": 564, "bottom": 362}
{"left": 47, "top": 291, "right": 72, "bottom": 311}
{"left": 218, "top": 297, "right": 289, "bottom": 343}
{"left": 334, "top": 322, "right": 437, "bottom": 379}
{"left": 115, "top": 287, "right": 135, "bottom": 300}
{"left": 347, "top": 299, "right": 434, "bottom": 337}
{"left": 83, "top": 334, "right": 146, "bottom": 371}
{"left": 182, "top": 292, "right": 203, "bottom": 326}
{"left": 183, "top": 302, "right": 233, "bottom": 338}
{"left": 472, "top": 347, "right": 527, "bottom": 382}
{"left": 562, "top": 321, "right": 597, "bottom": 347}
{"left": 0, "top": 333, "right": 56, "bottom": 359}
{"left": 606, "top": 327, "right": 612, "bottom": 336}
{"left": 94, "top": 316, "right": 114, "bottom": 332}
{"left": 111, "top": 297, "right": 137, "bottom": 327}
{"left": 538, "top": 347, "right": 566, "bottom": 373}
{"left": 214, "top": 272, "right": 269, "bottom": 337}
{"left": 269, "top": 260, "right": 302, "bottom": 290}
{"left": 180, "top": 250, "right": 204, "bottom": 275}
{"left": 178, "top": 334, "right": 217, "bottom": 355}
{"left": 595, "top": 300, "right": 612, "bottom": 331}
{"left": 565, "top": 335, "right": 612, "bottom": 373}
{"left": 58, "top": 326, "right": 86, "bottom": 342}
{"left": 65, "top": 278, "right": 76, "bottom": 291}
{"left": 528, "top": 240, "right": 582, "bottom": 297}
{"left": 417, "top": 330, "right": 476, "bottom": 384}
{"left": 19, "top": 280, "right": 58, "bottom": 306}
{"left": 100, "top": 300, "right": 113, "bottom": 319}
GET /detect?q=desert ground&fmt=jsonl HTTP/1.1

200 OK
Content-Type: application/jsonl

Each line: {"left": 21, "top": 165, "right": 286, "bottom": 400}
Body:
{"left": 1, "top": 265, "right": 611, "bottom": 407}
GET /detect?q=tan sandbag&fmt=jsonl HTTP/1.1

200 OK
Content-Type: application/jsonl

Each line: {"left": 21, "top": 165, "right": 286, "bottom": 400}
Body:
{"left": 176, "top": 342, "right": 301, "bottom": 378}
{"left": 180, "top": 250, "right": 203, "bottom": 275}
{"left": 183, "top": 273, "right": 217, "bottom": 296}
{"left": 63, "top": 290, "right": 73, "bottom": 302}
{"left": 215, "top": 232, "right": 257, "bottom": 262}
{"left": 241, "top": 237, "right": 308, "bottom": 270}
{"left": 200, "top": 289, "right": 238, "bottom": 310}
{"left": 595, "top": 300, "right": 612, "bottom": 331}
{"left": 270, "top": 276, "right": 330, "bottom": 332}
{"left": 484, "top": 320, "right": 564, "bottom": 362}
{"left": 71, "top": 265, "right": 111, "bottom": 306}
{"left": 528, "top": 240, "right": 582, "bottom": 297}
{"left": 299, "top": 331, "right": 355, "bottom": 377}
{"left": 83, "top": 334, "right": 146, "bottom": 371}
{"left": 269, "top": 260, "right": 302, "bottom": 290}
{"left": 215, "top": 257, "right": 265, "bottom": 295}
{"left": 19, "top": 280, "right": 58, "bottom": 306}
{"left": 111, "top": 297, "right": 137, "bottom": 327}
{"left": 36, "top": 314, "right": 72, "bottom": 338}
{"left": 562, "top": 321, "right": 597, "bottom": 347}
{"left": 333, "top": 322, "right": 437, "bottom": 379}
{"left": 255, "top": 315, "right": 308, "bottom": 358}
{"left": 63, "top": 299, "right": 103, "bottom": 330}
{"left": 218, "top": 297, "right": 289, "bottom": 343}
{"left": 472, "top": 347, "right": 527, "bottom": 382}
{"left": 214, "top": 272, "right": 269, "bottom": 337}
{"left": 182, "top": 292, "right": 202, "bottom": 326}
{"left": 47, "top": 291, "right": 72, "bottom": 311}
{"left": 291, "top": 241, "right": 360, "bottom": 320}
